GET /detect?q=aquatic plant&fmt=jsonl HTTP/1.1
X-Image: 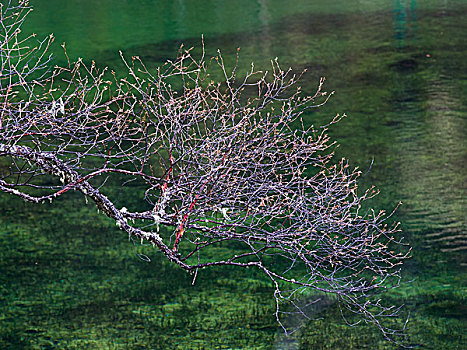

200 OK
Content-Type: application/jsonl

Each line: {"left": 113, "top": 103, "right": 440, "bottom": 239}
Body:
{"left": 0, "top": 0, "right": 411, "bottom": 342}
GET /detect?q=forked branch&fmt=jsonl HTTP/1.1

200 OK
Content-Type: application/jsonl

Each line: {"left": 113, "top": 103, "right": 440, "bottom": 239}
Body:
{"left": 0, "top": 1, "right": 411, "bottom": 343}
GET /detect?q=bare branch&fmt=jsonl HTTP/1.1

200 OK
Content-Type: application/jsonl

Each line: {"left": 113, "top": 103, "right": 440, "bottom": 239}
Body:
{"left": 0, "top": 1, "right": 411, "bottom": 344}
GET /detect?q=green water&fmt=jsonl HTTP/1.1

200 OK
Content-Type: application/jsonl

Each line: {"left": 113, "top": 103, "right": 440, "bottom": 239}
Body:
{"left": 1, "top": 0, "right": 466, "bottom": 348}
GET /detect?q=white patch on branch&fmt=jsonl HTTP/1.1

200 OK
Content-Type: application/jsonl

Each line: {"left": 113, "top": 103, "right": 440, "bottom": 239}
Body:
{"left": 220, "top": 207, "right": 230, "bottom": 220}
{"left": 48, "top": 98, "right": 65, "bottom": 116}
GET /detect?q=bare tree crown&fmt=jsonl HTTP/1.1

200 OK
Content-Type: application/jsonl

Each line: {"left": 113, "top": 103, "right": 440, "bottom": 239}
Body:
{"left": 0, "top": 1, "right": 410, "bottom": 342}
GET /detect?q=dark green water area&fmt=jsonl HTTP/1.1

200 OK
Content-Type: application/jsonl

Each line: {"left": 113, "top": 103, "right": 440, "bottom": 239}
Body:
{"left": 1, "top": 0, "right": 466, "bottom": 348}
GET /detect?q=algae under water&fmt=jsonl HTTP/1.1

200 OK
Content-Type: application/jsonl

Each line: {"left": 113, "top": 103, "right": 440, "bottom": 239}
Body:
{"left": 1, "top": 0, "right": 466, "bottom": 349}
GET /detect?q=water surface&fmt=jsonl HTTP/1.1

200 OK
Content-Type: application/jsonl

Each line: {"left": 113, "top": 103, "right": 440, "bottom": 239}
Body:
{"left": 1, "top": 0, "right": 466, "bottom": 348}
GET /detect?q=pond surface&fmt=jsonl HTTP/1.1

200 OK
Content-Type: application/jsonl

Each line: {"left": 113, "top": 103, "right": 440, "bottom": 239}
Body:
{"left": 1, "top": 0, "right": 466, "bottom": 349}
